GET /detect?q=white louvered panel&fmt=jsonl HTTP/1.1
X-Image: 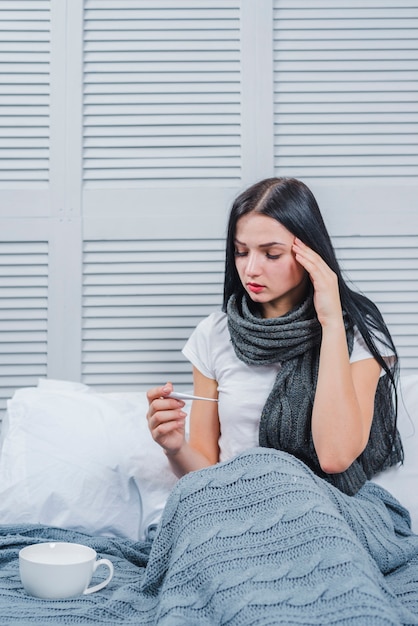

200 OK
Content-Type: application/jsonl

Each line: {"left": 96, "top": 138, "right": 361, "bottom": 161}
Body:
{"left": 0, "top": 1, "right": 50, "bottom": 187}
{"left": 334, "top": 235, "right": 418, "bottom": 374}
{"left": 273, "top": 0, "right": 418, "bottom": 178}
{"left": 82, "top": 238, "right": 224, "bottom": 390}
{"left": 0, "top": 241, "right": 48, "bottom": 417}
{"left": 83, "top": 0, "right": 241, "bottom": 187}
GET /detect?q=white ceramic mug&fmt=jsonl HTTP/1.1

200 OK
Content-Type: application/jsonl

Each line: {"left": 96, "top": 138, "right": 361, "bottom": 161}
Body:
{"left": 19, "top": 542, "right": 114, "bottom": 599}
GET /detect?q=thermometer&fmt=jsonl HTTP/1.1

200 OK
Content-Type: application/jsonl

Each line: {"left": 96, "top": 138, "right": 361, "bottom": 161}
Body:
{"left": 168, "top": 392, "right": 218, "bottom": 402}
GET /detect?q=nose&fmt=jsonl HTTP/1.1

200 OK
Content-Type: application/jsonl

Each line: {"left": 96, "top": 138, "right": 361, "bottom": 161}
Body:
{"left": 245, "top": 252, "right": 261, "bottom": 277}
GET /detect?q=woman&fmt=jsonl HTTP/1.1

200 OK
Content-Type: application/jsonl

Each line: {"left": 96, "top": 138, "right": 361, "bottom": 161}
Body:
{"left": 147, "top": 176, "right": 403, "bottom": 494}
{"left": 143, "top": 178, "right": 418, "bottom": 624}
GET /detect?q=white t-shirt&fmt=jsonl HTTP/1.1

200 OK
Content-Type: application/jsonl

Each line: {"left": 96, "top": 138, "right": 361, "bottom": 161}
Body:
{"left": 182, "top": 311, "right": 393, "bottom": 463}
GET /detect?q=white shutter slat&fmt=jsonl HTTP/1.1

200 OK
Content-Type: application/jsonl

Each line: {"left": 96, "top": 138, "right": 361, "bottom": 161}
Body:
{"left": 0, "top": 32, "right": 48, "bottom": 42}
{"left": 275, "top": 103, "right": 418, "bottom": 114}
{"left": 80, "top": 372, "right": 188, "bottom": 386}
{"left": 83, "top": 320, "right": 195, "bottom": 335}
{"left": 85, "top": 40, "right": 239, "bottom": 52}
{"left": 84, "top": 137, "right": 238, "bottom": 149}
{"left": 84, "top": 147, "right": 239, "bottom": 159}
{"left": 276, "top": 86, "right": 418, "bottom": 99}
{"left": 83, "top": 1, "right": 241, "bottom": 186}
{"left": 275, "top": 28, "right": 418, "bottom": 42}
{"left": 274, "top": 17, "right": 418, "bottom": 29}
{"left": 341, "top": 258, "right": 418, "bottom": 271}
{"left": 85, "top": 0, "right": 233, "bottom": 7}
{"left": 85, "top": 92, "right": 240, "bottom": 104}
{"left": 83, "top": 305, "right": 218, "bottom": 318}
{"left": 0, "top": 324, "right": 47, "bottom": 344}
{"left": 85, "top": 61, "right": 239, "bottom": 73}
{"left": 0, "top": 42, "right": 49, "bottom": 52}
{"left": 0, "top": 352, "right": 45, "bottom": 365}
{"left": 0, "top": 74, "right": 48, "bottom": 85}
{"left": 85, "top": 157, "right": 240, "bottom": 170}
{"left": 84, "top": 273, "right": 224, "bottom": 287}
{"left": 275, "top": 37, "right": 418, "bottom": 50}
{"left": 84, "top": 168, "right": 240, "bottom": 182}
{"left": 0, "top": 173, "right": 48, "bottom": 183}
{"left": 0, "top": 1, "right": 50, "bottom": 188}
{"left": 274, "top": 123, "right": 418, "bottom": 135}
{"left": 85, "top": 72, "right": 239, "bottom": 85}
{"left": 0, "top": 19, "right": 49, "bottom": 28}
{"left": 85, "top": 82, "right": 238, "bottom": 95}
{"left": 278, "top": 136, "right": 418, "bottom": 148}
{"left": 85, "top": 50, "right": 240, "bottom": 62}
{"left": 85, "top": 19, "right": 237, "bottom": 31}
{"left": 85, "top": 103, "right": 240, "bottom": 115}
{"left": 275, "top": 49, "right": 418, "bottom": 62}
{"left": 0, "top": 85, "right": 48, "bottom": 95}
{"left": 84, "top": 261, "right": 224, "bottom": 275}
{"left": 85, "top": 125, "right": 239, "bottom": 137}
{"left": 85, "top": 26, "right": 238, "bottom": 41}
{"left": 276, "top": 0, "right": 418, "bottom": 8}
{"left": 274, "top": 166, "right": 416, "bottom": 178}
{"left": 355, "top": 285, "right": 418, "bottom": 298}
{"left": 275, "top": 62, "right": 417, "bottom": 73}
{"left": 273, "top": 0, "right": 418, "bottom": 179}
{"left": 382, "top": 315, "right": 418, "bottom": 326}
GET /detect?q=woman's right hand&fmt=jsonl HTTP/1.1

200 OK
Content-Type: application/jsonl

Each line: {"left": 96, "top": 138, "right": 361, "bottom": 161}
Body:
{"left": 146, "top": 382, "right": 187, "bottom": 455}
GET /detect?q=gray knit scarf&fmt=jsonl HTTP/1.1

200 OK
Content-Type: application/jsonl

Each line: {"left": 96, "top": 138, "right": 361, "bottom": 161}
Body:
{"left": 227, "top": 293, "right": 403, "bottom": 495}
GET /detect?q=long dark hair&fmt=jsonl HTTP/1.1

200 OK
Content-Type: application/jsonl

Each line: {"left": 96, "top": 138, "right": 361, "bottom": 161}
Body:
{"left": 223, "top": 177, "right": 399, "bottom": 392}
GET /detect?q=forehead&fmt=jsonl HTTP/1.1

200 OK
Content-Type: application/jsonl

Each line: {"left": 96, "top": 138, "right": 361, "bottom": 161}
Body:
{"left": 235, "top": 213, "right": 294, "bottom": 244}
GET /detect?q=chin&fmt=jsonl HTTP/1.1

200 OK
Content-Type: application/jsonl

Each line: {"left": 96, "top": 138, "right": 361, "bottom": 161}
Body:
{"left": 246, "top": 291, "right": 264, "bottom": 302}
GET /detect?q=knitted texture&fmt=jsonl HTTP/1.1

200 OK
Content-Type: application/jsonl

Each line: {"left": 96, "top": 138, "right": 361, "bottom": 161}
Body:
{"left": 0, "top": 449, "right": 418, "bottom": 624}
{"left": 227, "top": 293, "right": 403, "bottom": 495}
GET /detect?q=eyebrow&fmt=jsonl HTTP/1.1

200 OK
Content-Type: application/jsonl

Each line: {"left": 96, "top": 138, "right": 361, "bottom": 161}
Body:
{"left": 234, "top": 238, "right": 286, "bottom": 248}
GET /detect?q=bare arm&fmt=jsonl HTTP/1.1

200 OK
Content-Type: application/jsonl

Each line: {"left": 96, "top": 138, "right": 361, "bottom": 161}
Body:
{"left": 292, "top": 238, "right": 381, "bottom": 473}
{"left": 146, "top": 368, "right": 220, "bottom": 477}
{"left": 312, "top": 325, "right": 381, "bottom": 473}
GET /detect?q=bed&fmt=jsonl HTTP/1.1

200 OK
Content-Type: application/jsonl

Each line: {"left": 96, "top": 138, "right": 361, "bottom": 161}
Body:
{"left": 0, "top": 376, "right": 417, "bottom": 624}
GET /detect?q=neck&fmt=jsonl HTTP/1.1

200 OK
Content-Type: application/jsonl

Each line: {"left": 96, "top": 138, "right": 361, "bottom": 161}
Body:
{"left": 260, "top": 277, "right": 310, "bottom": 319}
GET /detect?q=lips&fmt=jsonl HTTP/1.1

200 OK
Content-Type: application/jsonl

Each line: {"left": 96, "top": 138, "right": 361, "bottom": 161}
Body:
{"left": 247, "top": 283, "right": 264, "bottom": 294}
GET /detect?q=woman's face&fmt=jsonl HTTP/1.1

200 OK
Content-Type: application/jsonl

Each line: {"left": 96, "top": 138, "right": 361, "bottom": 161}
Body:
{"left": 234, "top": 212, "right": 308, "bottom": 318}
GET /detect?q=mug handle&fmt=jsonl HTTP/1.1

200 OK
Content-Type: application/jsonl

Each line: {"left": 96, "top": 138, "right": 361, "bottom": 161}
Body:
{"left": 83, "top": 558, "right": 114, "bottom": 595}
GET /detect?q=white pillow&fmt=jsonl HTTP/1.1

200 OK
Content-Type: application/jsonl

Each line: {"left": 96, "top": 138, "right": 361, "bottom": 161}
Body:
{"left": 0, "top": 380, "right": 181, "bottom": 540}
{"left": 372, "top": 374, "right": 418, "bottom": 532}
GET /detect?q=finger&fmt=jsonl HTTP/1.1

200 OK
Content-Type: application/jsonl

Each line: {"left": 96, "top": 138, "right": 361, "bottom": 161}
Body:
{"left": 152, "top": 396, "right": 186, "bottom": 414}
{"left": 293, "top": 241, "right": 332, "bottom": 278}
{"left": 293, "top": 239, "right": 323, "bottom": 265}
{"left": 149, "top": 406, "right": 187, "bottom": 428}
{"left": 154, "top": 419, "right": 186, "bottom": 438}
{"left": 293, "top": 250, "right": 322, "bottom": 277}
{"left": 146, "top": 382, "right": 173, "bottom": 404}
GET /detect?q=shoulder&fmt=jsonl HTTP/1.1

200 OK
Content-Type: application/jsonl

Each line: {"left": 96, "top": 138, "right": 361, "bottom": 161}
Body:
{"left": 192, "top": 310, "right": 228, "bottom": 338}
{"left": 183, "top": 310, "right": 228, "bottom": 352}
{"left": 182, "top": 310, "right": 229, "bottom": 379}
{"left": 350, "top": 325, "right": 395, "bottom": 364}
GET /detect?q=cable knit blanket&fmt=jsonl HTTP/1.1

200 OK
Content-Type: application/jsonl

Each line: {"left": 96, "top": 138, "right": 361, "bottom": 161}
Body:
{"left": 1, "top": 448, "right": 418, "bottom": 625}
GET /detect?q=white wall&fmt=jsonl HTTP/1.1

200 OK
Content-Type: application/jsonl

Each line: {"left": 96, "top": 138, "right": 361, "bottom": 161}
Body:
{"left": 0, "top": 0, "right": 417, "bottom": 415}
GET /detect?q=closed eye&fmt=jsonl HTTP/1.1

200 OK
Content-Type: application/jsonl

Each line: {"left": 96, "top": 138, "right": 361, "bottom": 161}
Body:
{"left": 234, "top": 249, "right": 247, "bottom": 257}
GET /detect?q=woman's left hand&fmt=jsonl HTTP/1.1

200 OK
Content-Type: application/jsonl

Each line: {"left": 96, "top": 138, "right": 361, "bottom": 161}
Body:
{"left": 292, "top": 238, "right": 342, "bottom": 327}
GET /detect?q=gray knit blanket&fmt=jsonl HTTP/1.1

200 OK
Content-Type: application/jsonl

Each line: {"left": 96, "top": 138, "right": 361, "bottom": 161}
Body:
{"left": 1, "top": 448, "right": 418, "bottom": 625}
